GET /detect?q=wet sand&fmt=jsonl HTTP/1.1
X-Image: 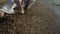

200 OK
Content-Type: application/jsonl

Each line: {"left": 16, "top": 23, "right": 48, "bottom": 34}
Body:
{"left": 0, "top": 0, "right": 60, "bottom": 34}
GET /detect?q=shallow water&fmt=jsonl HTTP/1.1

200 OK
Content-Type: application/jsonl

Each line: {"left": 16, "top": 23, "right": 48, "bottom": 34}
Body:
{"left": 40, "top": 0, "right": 60, "bottom": 32}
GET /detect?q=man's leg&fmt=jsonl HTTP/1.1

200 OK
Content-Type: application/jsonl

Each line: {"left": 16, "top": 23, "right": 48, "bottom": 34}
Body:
{"left": 27, "top": 0, "right": 36, "bottom": 9}
{"left": 14, "top": 0, "right": 24, "bottom": 14}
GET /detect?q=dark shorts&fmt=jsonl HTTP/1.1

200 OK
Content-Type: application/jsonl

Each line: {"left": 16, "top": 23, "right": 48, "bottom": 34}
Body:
{"left": 22, "top": 0, "right": 30, "bottom": 9}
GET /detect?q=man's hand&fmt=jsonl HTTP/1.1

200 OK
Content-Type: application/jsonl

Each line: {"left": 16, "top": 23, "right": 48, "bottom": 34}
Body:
{"left": 0, "top": 10, "right": 4, "bottom": 18}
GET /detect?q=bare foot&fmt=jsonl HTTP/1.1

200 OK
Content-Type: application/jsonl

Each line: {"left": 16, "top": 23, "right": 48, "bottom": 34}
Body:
{"left": 27, "top": 6, "right": 31, "bottom": 10}
{"left": 21, "top": 9, "right": 24, "bottom": 14}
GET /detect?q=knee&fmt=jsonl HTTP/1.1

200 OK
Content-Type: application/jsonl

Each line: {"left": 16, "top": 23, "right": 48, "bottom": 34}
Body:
{"left": 0, "top": 11, "right": 4, "bottom": 18}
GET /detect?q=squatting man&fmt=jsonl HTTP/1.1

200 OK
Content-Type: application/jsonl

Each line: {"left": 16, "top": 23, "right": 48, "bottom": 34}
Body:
{"left": 0, "top": 0, "right": 36, "bottom": 17}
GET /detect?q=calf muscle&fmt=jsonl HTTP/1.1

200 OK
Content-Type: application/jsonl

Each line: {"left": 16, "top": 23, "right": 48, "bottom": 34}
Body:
{"left": 14, "top": 0, "right": 22, "bottom": 10}
{"left": 14, "top": 0, "right": 24, "bottom": 14}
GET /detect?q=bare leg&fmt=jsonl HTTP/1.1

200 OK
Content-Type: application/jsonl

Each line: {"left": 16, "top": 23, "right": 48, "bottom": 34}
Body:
{"left": 14, "top": 0, "right": 24, "bottom": 14}
{"left": 27, "top": 0, "right": 36, "bottom": 9}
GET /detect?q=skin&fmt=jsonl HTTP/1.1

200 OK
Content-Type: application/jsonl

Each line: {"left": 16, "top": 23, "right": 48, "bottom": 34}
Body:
{"left": 0, "top": 11, "right": 4, "bottom": 18}
{"left": 14, "top": 0, "right": 24, "bottom": 14}
{"left": 27, "top": 0, "right": 36, "bottom": 9}
{"left": 14, "top": 0, "right": 36, "bottom": 14}
{"left": 0, "top": 0, "right": 36, "bottom": 17}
